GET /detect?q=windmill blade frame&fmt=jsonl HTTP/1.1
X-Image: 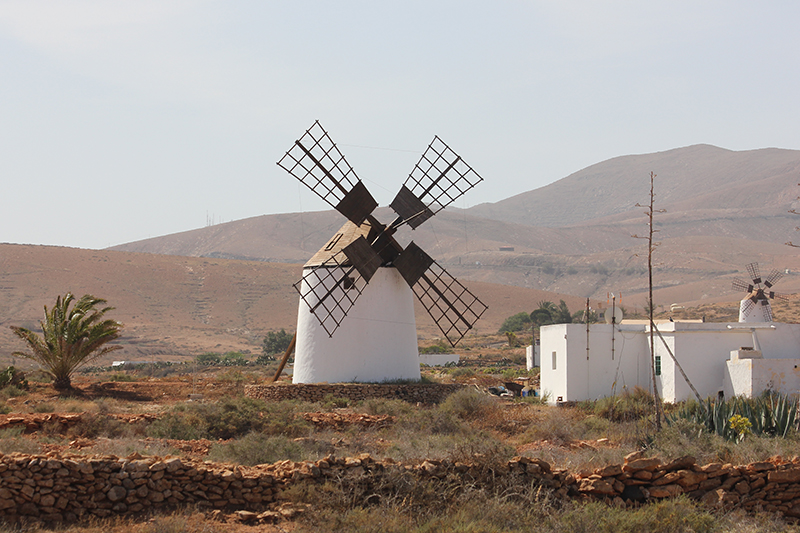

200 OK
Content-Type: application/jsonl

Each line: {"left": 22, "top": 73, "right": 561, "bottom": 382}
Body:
{"left": 741, "top": 298, "right": 756, "bottom": 316}
{"left": 764, "top": 269, "right": 784, "bottom": 289}
{"left": 277, "top": 120, "right": 378, "bottom": 226}
{"left": 391, "top": 136, "right": 483, "bottom": 229}
{"left": 761, "top": 299, "right": 774, "bottom": 322}
{"left": 293, "top": 256, "right": 369, "bottom": 338}
{"left": 732, "top": 279, "right": 754, "bottom": 293}
{"left": 402, "top": 254, "right": 488, "bottom": 347}
{"left": 746, "top": 262, "right": 762, "bottom": 285}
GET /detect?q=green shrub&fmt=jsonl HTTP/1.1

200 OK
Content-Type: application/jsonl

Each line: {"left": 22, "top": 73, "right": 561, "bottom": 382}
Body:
{"left": 196, "top": 352, "right": 221, "bottom": 366}
{"left": 549, "top": 497, "right": 716, "bottom": 533}
{"left": 449, "top": 367, "right": 476, "bottom": 378}
{"left": 0, "top": 367, "right": 27, "bottom": 390}
{"left": 321, "top": 395, "right": 350, "bottom": 410}
{"left": 220, "top": 351, "right": 248, "bottom": 366}
{"left": 148, "top": 397, "right": 314, "bottom": 440}
{"left": 439, "top": 387, "right": 502, "bottom": 422}
{"left": 209, "top": 433, "right": 308, "bottom": 465}
{"left": 498, "top": 312, "right": 532, "bottom": 333}
{"left": 360, "top": 398, "right": 413, "bottom": 418}
{"left": 147, "top": 408, "right": 207, "bottom": 440}
{"left": 204, "top": 396, "right": 271, "bottom": 439}
{"left": 263, "top": 329, "right": 294, "bottom": 356}
{"left": 108, "top": 372, "right": 137, "bottom": 382}
{"left": 586, "top": 386, "right": 655, "bottom": 422}
{"left": 33, "top": 402, "right": 55, "bottom": 413}
{"left": 419, "top": 341, "right": 449, "bottom": 354}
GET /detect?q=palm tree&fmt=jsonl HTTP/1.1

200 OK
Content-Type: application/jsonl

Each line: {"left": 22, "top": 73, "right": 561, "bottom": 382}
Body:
{"left": 10, "top": 293, "right": 123, "bottom": 391}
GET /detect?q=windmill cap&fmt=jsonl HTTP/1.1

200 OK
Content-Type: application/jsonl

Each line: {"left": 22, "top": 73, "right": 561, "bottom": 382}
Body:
{"left": 305, "top": 219, "right": 379, "bottom": 268}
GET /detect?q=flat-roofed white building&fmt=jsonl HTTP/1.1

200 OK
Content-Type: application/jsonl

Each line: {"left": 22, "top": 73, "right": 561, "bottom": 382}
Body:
{"left": 540, "top": 321, "right": 800, "bottom": 404}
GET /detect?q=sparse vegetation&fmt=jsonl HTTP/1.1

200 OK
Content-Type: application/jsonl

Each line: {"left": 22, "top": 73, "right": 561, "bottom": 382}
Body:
{"left": 3, "top": 334, "right": 800, "bottom": 531}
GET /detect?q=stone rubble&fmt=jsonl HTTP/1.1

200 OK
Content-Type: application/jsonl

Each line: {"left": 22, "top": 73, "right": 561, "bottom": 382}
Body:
{"left": 2, "top": 449, "right": 800, "bottom": 524}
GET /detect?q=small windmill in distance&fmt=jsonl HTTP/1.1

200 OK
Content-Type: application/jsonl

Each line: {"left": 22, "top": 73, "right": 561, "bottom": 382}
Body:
{"left": 276, "top": 121, "right": 488, "bottom": 384}
{"left": 732, "top": 262, "right": 789, "bottom": 322}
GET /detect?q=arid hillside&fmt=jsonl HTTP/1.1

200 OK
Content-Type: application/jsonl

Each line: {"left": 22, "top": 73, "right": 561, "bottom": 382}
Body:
{"left": 467, "top": 144, "right": 800, "bottom": 229}
{"left": 109, "top": 145, "right": 800, "bottom": 305}
{"left": 0, "top": 243, "right": 594, "bottom": 368}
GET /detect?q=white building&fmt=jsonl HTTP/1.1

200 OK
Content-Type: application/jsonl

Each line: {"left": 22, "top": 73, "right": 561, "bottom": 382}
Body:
{"left": 540, "top": 320, "right": 800, "bottom": 404}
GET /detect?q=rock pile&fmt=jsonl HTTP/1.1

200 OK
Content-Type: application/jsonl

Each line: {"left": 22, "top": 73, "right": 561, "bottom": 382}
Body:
{"left": 0, "top": 413, "right": 157, "bottom": 433}
{"left": 301, "top": 412, "right": 394, "bottom": 430}
{"left": 572, "top": 451, "right": 800, "bottom": 518}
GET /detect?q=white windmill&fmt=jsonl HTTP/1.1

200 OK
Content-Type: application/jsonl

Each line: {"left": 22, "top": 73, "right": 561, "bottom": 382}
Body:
{"left": 277, "top": 121, "right": 488, "bottom": 384}
{"left": 732, "top": 262, "right": 788, "bottom": 323}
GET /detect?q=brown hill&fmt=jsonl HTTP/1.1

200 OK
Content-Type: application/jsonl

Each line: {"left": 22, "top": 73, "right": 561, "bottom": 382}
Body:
{"left": 109, "top": 145, "right": 800, "bottom": 304}
{"left": 0, "top": 244, "right": 592, "bottom": 368}
{"left": 466, "top": 144, "right": 800, "bottom": 229}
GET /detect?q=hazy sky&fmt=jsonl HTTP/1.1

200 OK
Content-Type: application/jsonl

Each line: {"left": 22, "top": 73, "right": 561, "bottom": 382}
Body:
{"left": 1, "top": 1, "right": 799, "bottom": 250}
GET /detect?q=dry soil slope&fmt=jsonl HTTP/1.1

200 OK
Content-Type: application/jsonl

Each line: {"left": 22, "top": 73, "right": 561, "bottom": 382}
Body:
{"left": 106, "top": 144, "right": 800, "bottom": 303}
{"left": 0, "top": 244, "right": 590, "bottom": 368}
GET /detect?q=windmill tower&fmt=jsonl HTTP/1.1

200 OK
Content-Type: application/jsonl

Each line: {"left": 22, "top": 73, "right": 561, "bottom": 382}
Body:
{"left": 277, "top": 121, "right": 488, "bottom": 384}
{"left": 732, "top": 262, "right": 788, "bottom": 323}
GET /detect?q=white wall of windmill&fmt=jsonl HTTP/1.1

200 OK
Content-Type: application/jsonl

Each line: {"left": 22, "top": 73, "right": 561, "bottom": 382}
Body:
{"left": 293, "top": 266, "right": 421, "bottom": 384}
{"left": 738, "top": 299, "right": 771, "bottom": 323}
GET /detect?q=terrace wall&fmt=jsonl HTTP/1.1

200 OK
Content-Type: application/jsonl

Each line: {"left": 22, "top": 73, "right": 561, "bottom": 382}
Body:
{"left": 2, "top": 450, "right": 800, "bottom": 524}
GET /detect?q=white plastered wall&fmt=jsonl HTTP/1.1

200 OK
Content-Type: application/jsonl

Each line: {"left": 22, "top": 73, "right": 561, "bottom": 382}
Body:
{"left": 540, "top": 323, "right": 649, "bottom": 404}
{"left": 525, "top": 344, "right": 540, "bottom": 370}
{"left": 725, "top": 357, "right": 800, "bottom": 397}
{"left": 293, "top": 267, "right": 421, "bottom": 384}
{"left": 655, "top": 323, "right": 800, "bottom": 402}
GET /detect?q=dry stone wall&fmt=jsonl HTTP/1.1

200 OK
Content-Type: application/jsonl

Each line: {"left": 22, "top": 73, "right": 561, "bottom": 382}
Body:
{"left": 3, "top": 449, "right": 800, "bottom": 524}
{"left": 244, "top": 383, "right": 465, "bottom": 404}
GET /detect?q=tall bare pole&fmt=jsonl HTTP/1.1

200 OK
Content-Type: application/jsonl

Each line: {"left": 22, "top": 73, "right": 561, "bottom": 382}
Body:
{"left": 633, "top": 171, "right": 664, "bottom": 431}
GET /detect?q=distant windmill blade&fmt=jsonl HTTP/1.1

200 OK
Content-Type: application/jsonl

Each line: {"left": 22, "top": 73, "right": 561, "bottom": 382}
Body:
{"left": 732, "top": 278, "right": 754, "bottom": 293}
{"left": 741, "top": 298, "right": 756, "bottom": 316}
{"left": 770, "top": 291, "right": 791, "bottom": 301}
{"left": 746, "top": 262, "right": 761, "bottom": 285}
{"left": 277, "top": 120, "right": 378, "bottom": 225}
{"left": 410, "top": 260, "right": 488, "bottom": 347}
{"left": 393, "top": 136, "right": 483, "bottom": 229}
{"left": 761, "top": 299, "right": 774, "bottom": 322}
{"left": 293, "top": 257, "right": 368, "bottom": 338}
{"left": 764, "top": 269, "right": 784, "bottom": 289}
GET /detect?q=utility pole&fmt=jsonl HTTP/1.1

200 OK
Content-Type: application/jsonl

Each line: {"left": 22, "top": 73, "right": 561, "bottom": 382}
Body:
{"left": 633, "top": 171, "right": 664, "bottom": 431}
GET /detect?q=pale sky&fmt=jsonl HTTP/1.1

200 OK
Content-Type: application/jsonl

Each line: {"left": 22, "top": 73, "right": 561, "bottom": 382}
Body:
{"left": 1, "top": 1, "right": 798, "bottom": 249}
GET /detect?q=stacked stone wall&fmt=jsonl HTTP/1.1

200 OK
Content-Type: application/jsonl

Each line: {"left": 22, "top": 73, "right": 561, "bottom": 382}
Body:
{"left": 3, "top": 450, "right": 800, "bottom": 524}
{"left": 244, "top": 383, "right": 465, "bottom": 404}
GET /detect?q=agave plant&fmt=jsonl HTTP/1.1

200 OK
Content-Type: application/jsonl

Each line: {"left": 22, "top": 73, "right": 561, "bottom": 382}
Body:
{"left": 10, "top": 293, "right": 123, "bottom": 390}
{"left": 667, "top": 392, "right": 799, "bottom": 442}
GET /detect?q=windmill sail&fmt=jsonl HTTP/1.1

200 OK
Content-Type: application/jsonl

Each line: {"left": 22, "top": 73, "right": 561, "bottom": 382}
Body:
{"left": 390, "top": 136, "right": 483, "bottom": 229}
{"left": 395, "top": 243, "right": 487, "bottom": 346}
{"left": 277, "top": 121, "right": 378, "bottom": 226}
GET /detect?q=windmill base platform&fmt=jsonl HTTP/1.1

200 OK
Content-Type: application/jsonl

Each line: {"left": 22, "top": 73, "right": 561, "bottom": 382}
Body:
{"left": 293, "top": 267, "right": 421, "bottom": 384}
